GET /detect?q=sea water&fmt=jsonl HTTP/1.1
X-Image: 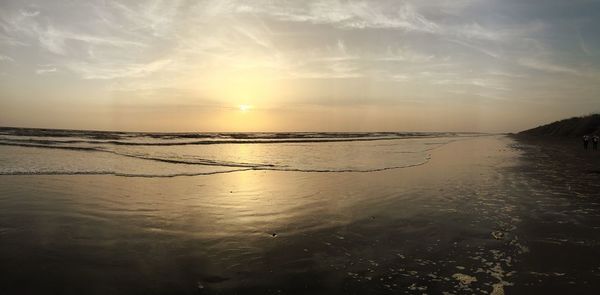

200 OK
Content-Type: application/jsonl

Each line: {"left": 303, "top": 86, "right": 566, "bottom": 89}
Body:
{"left": 0, "top": 128, "right": 475, "bottom": 177}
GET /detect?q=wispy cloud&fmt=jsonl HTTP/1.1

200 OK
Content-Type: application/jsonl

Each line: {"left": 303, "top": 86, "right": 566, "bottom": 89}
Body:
{"left": 0, "top": 54, "right": 14, "bottom": 62}
{"left": 34, "top": 25, "right": 147, "bottom": 55}
{"left": 434, "top": 77, "right": 510, "bottom": 91}
{"left": 577, "top": 29, "right": 592, "bottom": 56}
{"left": 446, "top": 39, "right": 501, "bottom": 59}
{"left": 19, "top": 8, "right": 40, "bottom": 17}
{"left": 35, "top": 66, "right": 57, "bottom": 75}
{"left": 66, "top": 58, "right": 172, "bottom": 80}
{"left": 376, "top": 46, "right": 434, "bottom": 63}
{"left": 236, "top": 1, "right": 440, "bottom": 33}
{"left": 518, "top": 58, "right": 581, "bottom": 76}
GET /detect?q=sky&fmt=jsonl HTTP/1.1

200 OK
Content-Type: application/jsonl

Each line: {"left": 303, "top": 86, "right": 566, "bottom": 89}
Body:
{"left": 0, "top": 0, "right": 599, "bottom": 132}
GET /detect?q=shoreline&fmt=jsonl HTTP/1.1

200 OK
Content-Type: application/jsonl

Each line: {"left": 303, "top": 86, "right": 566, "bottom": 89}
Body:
{"left": 0, "top": 134, "right": 492, "bottom": 178}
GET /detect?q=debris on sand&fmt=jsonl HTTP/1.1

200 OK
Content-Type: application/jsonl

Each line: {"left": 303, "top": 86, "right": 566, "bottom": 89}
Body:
{"left": 452, "top": 273, "right": 477, "bottom": 285}
{"left": 491, "top": 231, "right": 505, "bottom": 240}
{"left": 491, "top": 283, "right": 505, "bottom": 295}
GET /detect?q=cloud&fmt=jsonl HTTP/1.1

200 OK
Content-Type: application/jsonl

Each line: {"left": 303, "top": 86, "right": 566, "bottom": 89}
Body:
{"left": 34, "top": 25, "right": 147, "bottom": 55}
{"left": 66, "top": 58, "right": 172, "bottom": 80}
{"left": 35, "top": 66, "right": 57, "bottom": 74}
{"left": 577, "top": 29, "right": 592, "bottom": 56}
{"left": 518, "top": 58, "right": 580, "bottom": 76}
{"left": 446, "top": 39, "right": 501, "bottom": 59}
{"left": 434, "top": 77, "right": 510, "bottom": 91}
{"left": 0, "top": 54, "right": 14, "bottom": 62}
{"left": 376, "top": 46, "right": 434, "bottom": 63}
{"left": 237, "top": 1, "right": 441, "bottom": 33}
{"left": 0, "top": 34, "right": 29, "bottom": 46}
{"left": 20, "top": 8, "right": 40, "bottom": 17}
{"left": 1, "top": 3, "right": 148, "bottom": 55}
{"left": 456, "top": 23, "right": 502, "bottom": 41}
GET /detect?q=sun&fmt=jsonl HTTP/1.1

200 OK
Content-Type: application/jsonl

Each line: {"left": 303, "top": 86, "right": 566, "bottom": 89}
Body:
{"left": 238, "top": 104, "right": 252, "bottom": 112}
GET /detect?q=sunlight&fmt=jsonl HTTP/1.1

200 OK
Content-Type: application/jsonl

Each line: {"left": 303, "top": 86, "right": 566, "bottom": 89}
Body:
{"left": 238, "top": 104, "right": 252, "bottom": 112}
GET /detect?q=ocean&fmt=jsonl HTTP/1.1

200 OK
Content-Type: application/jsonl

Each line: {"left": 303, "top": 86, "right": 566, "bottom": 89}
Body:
{"left": 0, "top": 128, "right": 473, "bottom": 176}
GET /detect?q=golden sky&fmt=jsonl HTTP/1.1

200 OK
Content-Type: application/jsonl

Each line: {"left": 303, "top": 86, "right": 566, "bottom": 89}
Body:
{"left": 1, "top": 0, "right": 599, "bottom": 132}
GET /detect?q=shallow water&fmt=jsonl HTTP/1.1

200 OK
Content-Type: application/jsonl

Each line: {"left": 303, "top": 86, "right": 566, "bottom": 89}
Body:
{"left": 1, "top": 134, "right": 599, "bottom": 294}
{"left": 0, "top": 128, "right": 469, "bottom": 176}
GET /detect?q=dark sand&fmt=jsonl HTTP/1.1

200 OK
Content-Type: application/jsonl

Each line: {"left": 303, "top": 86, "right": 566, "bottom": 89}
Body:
{"left": 507, "top": 135, "right": 600, "bottom": 294}
{"left": 1, "top": 135, "right": 599, "bottom": 294}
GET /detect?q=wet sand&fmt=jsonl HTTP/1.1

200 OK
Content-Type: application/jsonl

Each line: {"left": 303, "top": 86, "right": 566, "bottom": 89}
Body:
{"left": 1, "top": 136, "right": 599, "bottom": 294}
{"left": 507, "top": 135, "right": 600, "bottom": 294}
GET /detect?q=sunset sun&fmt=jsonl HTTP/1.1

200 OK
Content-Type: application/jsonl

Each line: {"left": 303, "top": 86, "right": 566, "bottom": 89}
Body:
{"left": 238, "top": 104, "right": 252, "bottom": 112}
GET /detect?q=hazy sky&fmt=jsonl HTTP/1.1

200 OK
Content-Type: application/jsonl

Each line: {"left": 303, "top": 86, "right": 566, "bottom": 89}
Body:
{"left": 1, "top": 0, "right": 599, "bottom": 132}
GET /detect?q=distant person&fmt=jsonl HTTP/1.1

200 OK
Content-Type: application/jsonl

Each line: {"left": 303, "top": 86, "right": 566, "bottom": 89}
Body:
{"left": 583, "top": 135, "right": 589, "bottom": 150}
{"left": 593, "top": 135, "right": 599, "bottom": 150}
